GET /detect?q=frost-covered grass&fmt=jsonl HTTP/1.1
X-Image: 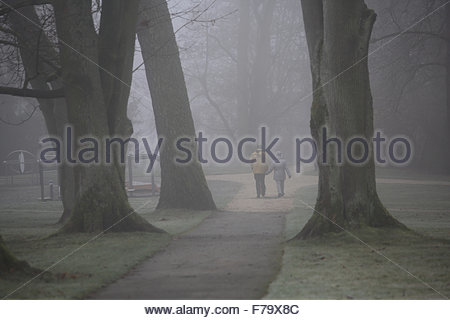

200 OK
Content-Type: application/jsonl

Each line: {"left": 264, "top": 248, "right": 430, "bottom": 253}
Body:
{"left": 1, "top": 232, "right": 171, "bottom": 299}
{"left": 265, "top": 182, "right": 450, "bottom": 299}
{"left": 0, "top": 179, "right": 240, "bottom": 299}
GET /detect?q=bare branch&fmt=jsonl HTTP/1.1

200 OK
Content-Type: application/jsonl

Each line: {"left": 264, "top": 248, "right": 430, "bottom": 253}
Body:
{"left": 208, "top": 33, "right": 237, "bottom": 63}
{"left": 0, "top": 0, "right": 51, "bottom": 16}
{"left": 371, "top": 30, "right": 450, "bottom": 44}
{"left": 0, "top": 86, "right": 64, "bottom": 98}
{"left": 0, "top": 104, "right": 38, "bottom": 125}
{"left": 0, "top": 39, "right": 20, "bottom": 47}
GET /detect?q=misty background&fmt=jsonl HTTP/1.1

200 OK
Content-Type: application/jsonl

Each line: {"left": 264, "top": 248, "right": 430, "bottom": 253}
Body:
{"left": 1, "top": 0, "right": 448, "bottom": 174}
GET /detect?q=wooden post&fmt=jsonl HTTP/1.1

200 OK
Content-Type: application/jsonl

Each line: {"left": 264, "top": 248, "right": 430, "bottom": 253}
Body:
{"left": 49, "top": 180, "right": 54, "bottom": 200}
{"left": 151, "top": 167, "right": 155, "bottom": 197}
{"left": 128, "top": 154, "right": 133, "bottom": 196}
{"left": 39, "top": 160, "right": 44, "bottom": 201}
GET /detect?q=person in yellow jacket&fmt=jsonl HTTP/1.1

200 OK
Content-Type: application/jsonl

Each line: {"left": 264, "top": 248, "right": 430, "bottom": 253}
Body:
{"left": 250, "top": 145, "right": 269, "bottom": 198}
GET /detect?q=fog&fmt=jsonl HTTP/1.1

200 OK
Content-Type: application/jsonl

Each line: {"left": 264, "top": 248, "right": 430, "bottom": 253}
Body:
{"left": 0, "top": 0, "right": 449, "bottom": 302}
{"left": 128, "top": 0, "right": 447, "bottom": 173}
{"left": 0, "top": 0, "right": 448, "bottom": 173}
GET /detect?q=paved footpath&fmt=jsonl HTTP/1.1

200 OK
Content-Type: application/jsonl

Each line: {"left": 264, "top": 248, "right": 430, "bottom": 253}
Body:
{"left": 92, "top": 210, "right": 285, "bottom": 299}
{"left": 91, "top": 171, "right": 446, "bottom": 299}
{"left": 92, "top": 173, "right": 317, "bottom": 299}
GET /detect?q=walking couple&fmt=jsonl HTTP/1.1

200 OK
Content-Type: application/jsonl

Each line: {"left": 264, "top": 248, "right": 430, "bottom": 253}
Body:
{"left": 250, "top": 145, "right": 291, "bottom": 198}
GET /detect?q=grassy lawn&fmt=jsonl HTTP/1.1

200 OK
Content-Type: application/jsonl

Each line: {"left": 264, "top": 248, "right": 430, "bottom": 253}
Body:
{"left": 0, "top": 178, "right": 241, "bottom": 299}
{"left": 265, "top": 182, "right": 450, "bottom": 299}
{"left": 375, "top": 167, "right": 450, "bottom": 182}
{"left": 302, "top": 167, "right": 450, "bottom": 183}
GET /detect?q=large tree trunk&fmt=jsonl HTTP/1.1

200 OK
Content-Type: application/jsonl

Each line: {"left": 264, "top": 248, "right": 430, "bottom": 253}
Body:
{"left": 8, "top": 4, "right": 75, "bottom": 224}
{"left": 97, "top": 1, "right": 136, "bottom": 185}
{"left": 446, "top": 3, "right": 450, "bottom": 174}
{"left": 53, "top": 0, "right": 162, "bottom": 233}
{"left": 137, "top": 0, "right": 216, "bottom": 210}
{"left": 0, "top": 235, "right": 37, "bottom": 275}
{"left": 0, "top": 235, "right": 23, "bottom": 274}
{"left": 296, "top": 0, "right": 405, "bottom": 239}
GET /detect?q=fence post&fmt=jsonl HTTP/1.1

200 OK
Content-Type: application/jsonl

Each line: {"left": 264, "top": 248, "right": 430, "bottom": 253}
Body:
{"left": 34, "top": 160, "right": 39, "bottom": 185}
{"left": 49, "top": 180, "right": 54, "bottom": 200}
{"left": 7, "top": 160, "right": 13, "bottom": 185}
{"left": 2, "top": 161, "right": 7, "bottom": 184}
{"left": 128, "top": 154, "right": 133, "bottom": 190}
{"left": 151, "top": 168, "right": 155, "bottom": 197}
{"left": 39, "top": 160, "right": 44, "bottom": 201}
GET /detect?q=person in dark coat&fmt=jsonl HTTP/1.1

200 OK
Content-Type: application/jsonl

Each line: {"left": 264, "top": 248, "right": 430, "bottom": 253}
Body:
{"left": 266, "top": 151, "right": 291, "bottom": 197}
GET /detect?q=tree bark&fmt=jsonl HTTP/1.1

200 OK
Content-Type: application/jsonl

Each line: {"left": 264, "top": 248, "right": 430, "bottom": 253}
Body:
{"left": 296, "top": 0, "right": 405, "bottom": 239}
{"left": 53, "top": 0, "right": 162, "bottom": 232}
{"left": 0, "top": 235, "right": 37, "bottom": 275}
{"left": 97, "top": 1, "right": 136, "bottom": 185}
{"left": 0, "top": 87, "right": 64, "bottom": 98}
{"left": 137, "top": 0, "right": 216, "bottom": 210}
{"left": 446, "top": 3, "right": 450, "bottom": 173}
{"left": 0, "top": 0, "right": 50, "bottom": 16}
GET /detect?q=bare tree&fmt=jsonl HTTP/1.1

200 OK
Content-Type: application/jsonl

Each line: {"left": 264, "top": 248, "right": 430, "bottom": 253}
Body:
{"left": 296, "top": 0, "right": 405, "bottom": 238}
{"left": 369, "top": 0, "right": 449, "bottom": 173}
{"left": 51, "top": 0, "right": 162, "bottom": 232}
{"left": 0, "top": 235, "right": 38, "bottom": 275}
{"left": 137, "top": 0, "right": 216, "bottom": 210}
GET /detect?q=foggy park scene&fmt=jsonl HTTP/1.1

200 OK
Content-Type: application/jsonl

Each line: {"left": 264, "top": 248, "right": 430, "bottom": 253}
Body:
{"left": 0, "top": 0, "right": 449, "bottom": 302}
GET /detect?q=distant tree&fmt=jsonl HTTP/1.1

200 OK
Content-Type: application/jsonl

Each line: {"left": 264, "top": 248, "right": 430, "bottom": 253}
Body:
{"left": 368, "top": 0, "right": 449, "bottom": 173}
{"left": 237, "top": 0, "right": 276, "bottom": 136}
{"left": 236, "top": 0, "right": 251, "bottom": 136}
{"left": 296, "top": 0, "right": 405, "bottom": 238}
{"left": 137, "top": 0, "right": 216, "bottom": 210}
{"left": 181, "top": 0, "right": 310, "bottom": 153}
